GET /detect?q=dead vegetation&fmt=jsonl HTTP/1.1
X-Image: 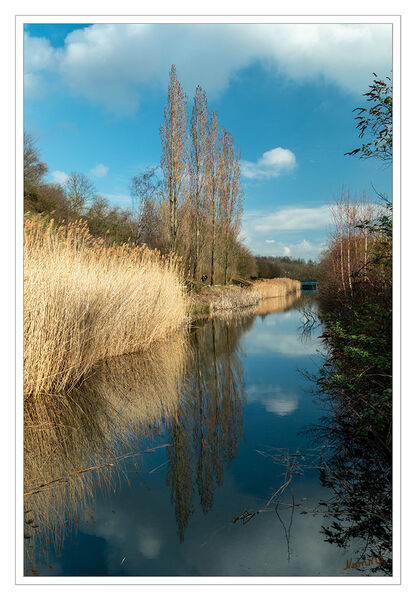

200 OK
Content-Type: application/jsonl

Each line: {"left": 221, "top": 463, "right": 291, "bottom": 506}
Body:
{"left": 24, "top": 214, "right": 188, "bottom": 399}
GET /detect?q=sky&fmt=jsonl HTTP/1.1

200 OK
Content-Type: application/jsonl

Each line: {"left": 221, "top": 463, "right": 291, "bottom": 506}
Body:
{"left": 23, "top": 22, "right": 393, "bottom": 261}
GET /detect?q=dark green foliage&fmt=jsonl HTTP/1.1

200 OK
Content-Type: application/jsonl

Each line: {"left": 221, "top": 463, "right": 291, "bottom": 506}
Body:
{"left": 318, "top": 299, "right": 392, "bottom": 452}
{"left": 313, "top": 298, "right": 392, "bottom": 574}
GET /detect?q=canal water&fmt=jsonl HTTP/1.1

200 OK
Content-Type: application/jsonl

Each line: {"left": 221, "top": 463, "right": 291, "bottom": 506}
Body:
{"left": 24, "top": 292, "right": 389, "bottom": 577}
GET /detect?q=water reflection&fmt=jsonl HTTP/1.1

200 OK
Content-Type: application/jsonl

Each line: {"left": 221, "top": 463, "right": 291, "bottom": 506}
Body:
{"left": 24, "top": 334, "right": 187, "bottom": 569}
{"left": 254, "top": 289, "right": 301, "bottom": 316}
{"left": 24, "top": 290, "right": 388, "bottom": 577}
{"left": 24, "top": 310, "right": 257, "bottom": 568}
{"left": 167, "top": 316, "right": 252, "bottom": 541}
{"left": 311, "top": 397, "right": 392, "bottom": 575}
{"left": 246, "top": 384, "right": 299, "bottom": 416}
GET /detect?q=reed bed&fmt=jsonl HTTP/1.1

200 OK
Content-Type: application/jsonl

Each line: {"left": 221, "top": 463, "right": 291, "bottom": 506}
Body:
{"left": 253, "top": 277, "right": 301, "bottom": 299}
{"left": 210, "top": 286, "right": 260, "bottom": 313}
{"left": 24, "top": 214, "right": 188, "bottom": 399}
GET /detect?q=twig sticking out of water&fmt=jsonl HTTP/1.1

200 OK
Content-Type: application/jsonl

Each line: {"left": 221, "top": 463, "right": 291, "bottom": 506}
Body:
{"left": 24, "top": 443, "right": 171, "bottom": 497}
{"left": 275, "top": 493, "right": 295, "bottom": 561}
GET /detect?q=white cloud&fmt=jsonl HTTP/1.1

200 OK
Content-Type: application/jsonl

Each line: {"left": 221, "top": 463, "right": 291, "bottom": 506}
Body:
{"left": 241, "top": 147, "right": 296, "bottom": 179}
{"left": 137, "top": 527, "right": 162, "bottom": 559}
{"left": 90, "top": 163, "right": 109, "bottom": 178}
{"left": 24, "top": 33, "right": 61, "bottom": 98}
{"left": 51, "top": 170, "right": 69, "bottom": 184}
{"left": 24, "top": 24, "right": 392, "bottom": 115}
{"left": 251, "top": 238, "right": 326, "bottom": 262}
{"left": 24, "top": 33, "right": 58, "bottom": 71}
{"left": 240, "top": 205, "right": 331, "bottom": 260}
{"left": 244, "top": 205, "right": 333, "bottom": 233}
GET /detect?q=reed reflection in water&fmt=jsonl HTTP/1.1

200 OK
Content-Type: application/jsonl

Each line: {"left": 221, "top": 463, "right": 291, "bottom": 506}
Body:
{"left": 254, "top": 288, "right": 301, "bottom": 316}
{"left": 24, "top": 333, "right": 187, "bottom": 569}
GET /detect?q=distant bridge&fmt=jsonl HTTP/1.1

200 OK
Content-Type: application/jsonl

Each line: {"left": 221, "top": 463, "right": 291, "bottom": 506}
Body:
{"left": 301, "top": 281, "right": 318, "bottom": 291}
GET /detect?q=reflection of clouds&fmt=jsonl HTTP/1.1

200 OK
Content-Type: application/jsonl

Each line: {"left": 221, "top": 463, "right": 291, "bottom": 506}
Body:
{"left": 245, "top": 329, "right": 319, "bottom": 356}
{"left": 67, "top": 476, "right": 367, "bottom": 577}
{"left": 247, "top": 384, "right": 299, "bottom": 416}
{"left": 77, "top": 491, "right": 172, "bottom": 573}
{"left": 264, "top": 396, "right": 298, "bottom": 416}
{"left": 137, "top": 526, "right": 162, "bottom": 559}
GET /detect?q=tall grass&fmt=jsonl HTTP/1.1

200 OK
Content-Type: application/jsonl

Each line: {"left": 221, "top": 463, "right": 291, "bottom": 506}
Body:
{"left": 253, "top": 277, "right": 301, "bottom": 299}
{"left": 24, "top": 214, "right": 188, "bottom": 398}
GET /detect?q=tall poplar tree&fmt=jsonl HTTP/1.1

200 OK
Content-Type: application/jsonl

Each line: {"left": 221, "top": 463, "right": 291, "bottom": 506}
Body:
{"left": 160, "top": 65, "right": 188, "bottom": 253}
{"left": 189, "top": 86, "right": 208, "bottom": 279}
{"left": 218, "top": 129, "right": 243, "bottom": 285}
{"left": 206, "top": 111, "right": 220, "bottom": 285}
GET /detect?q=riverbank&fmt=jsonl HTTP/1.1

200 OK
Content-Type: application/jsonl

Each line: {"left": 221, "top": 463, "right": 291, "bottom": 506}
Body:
{"left": 189, "top": 278, "right": 301, "bottom": 318}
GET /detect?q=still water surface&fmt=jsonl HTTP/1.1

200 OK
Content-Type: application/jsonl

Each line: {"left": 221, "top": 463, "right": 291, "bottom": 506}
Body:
{"left": 24, "top": 292, "right": 388, "bottom": 577}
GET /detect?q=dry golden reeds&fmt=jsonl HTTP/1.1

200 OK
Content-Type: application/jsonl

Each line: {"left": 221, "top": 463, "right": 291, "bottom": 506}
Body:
{"left": 253, "top": 278, "right": 301, "bottom": 300}
{"left": 210, "top": 286, "right": 260, "bottom": 313}
{"left": 24, "top": 214, "right": 188, "bottom": 398}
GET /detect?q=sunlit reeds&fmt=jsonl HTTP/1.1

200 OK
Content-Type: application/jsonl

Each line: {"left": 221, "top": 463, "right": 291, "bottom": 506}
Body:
{"left": 24, "top": 214, "right": 189, "bottom": 398}
{"left": 210, "top": 287, "right": 260, "bottom": 313}
{"left": 253, "top": 277, "right": 301, "bottom": 299}
{"left": 195, "top": 278, "right": 301, "bottom": 316}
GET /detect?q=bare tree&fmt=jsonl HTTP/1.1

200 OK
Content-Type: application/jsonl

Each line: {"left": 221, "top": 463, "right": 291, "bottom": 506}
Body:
{"left": 206, "top": 111, "right": 220, "bottom": 285}
{"left": 24, "top": 133, "right": 48, "bottom": 194}
{"left": 130, "top": 166, "right": 163, "bottom": 246}
{"left": 189, "top": 86, "right": 208, "bottom": 279}
{"left": 65, "top": 172, "right": 96, "bottom": 214}
{"left": 218, "top": 129, "right": 243, "bottom": 284}
{"left": 160, "top": 65, "right": 188, "bottom": 253}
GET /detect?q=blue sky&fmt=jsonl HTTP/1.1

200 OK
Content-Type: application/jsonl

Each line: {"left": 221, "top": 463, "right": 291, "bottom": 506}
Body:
{"left": 23, "top": 23, "right": 392, "bottom": 260}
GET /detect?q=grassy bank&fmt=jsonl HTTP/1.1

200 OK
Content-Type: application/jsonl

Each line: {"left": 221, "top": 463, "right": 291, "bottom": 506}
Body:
{"left": 24, "top": 215, "right": 188, "bottom": 399}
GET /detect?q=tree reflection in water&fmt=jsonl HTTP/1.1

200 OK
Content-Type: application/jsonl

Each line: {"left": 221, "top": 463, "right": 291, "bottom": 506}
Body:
{"left": 167, "top": 315, "right": 253, "bottom": 542}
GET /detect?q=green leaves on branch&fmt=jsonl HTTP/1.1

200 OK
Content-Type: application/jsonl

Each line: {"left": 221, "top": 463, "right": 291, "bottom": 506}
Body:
{"left": 345, "top": 74, "right": 392, "bottom": 163}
